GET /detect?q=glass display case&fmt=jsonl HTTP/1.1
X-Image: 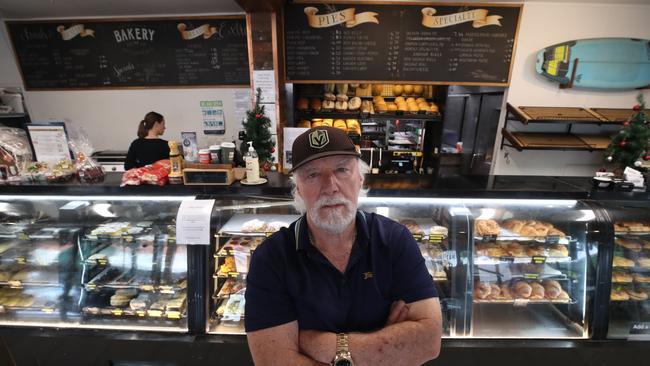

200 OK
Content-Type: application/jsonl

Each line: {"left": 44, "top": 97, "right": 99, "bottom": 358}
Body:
{"left": 205, "top": 196, "right": 600, "bottom": 339}
{"left": 0, "top": 194, "right": 189, "bottom": 332}
{"left": 464, "top": 198, "right": 598, "bottom": 338}
{"left": 600, "top": 200, "right": 650, "bottom": 339}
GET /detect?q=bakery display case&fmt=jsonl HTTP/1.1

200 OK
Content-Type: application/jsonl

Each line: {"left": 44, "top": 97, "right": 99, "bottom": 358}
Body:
{"left": 601, "top": 200, "right": 650, "bottom": 339}
{"left": 206, "top": 196, "right": 473, "bottom": 337}
{"left": 0, "top": 194, "right": 189, "bottom": 332}
{"left": 466, "top": 199, "right": 598, "bottom": 338}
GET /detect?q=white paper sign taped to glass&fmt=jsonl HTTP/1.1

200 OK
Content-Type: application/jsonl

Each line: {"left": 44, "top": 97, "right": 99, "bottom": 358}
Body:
{"left": 201, "top": 100, "right": 225, "bottom": 135}
{"left": 176, "top": 199, "right": 215, "bottom": 245}
{"left": 283, "top": 127, "right": 309, "bottom": 170}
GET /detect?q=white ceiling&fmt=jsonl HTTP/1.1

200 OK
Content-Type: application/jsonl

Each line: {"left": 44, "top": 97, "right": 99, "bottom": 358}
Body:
{"left": 0, "top": 0, "right": 649, "bottom": 19}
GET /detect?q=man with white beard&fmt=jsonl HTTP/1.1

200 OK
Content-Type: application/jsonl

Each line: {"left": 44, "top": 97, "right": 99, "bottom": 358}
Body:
{"left": 245, "top": 126, "right": 441, "bottom": 366}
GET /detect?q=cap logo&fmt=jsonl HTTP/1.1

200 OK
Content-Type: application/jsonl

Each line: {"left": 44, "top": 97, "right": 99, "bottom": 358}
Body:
{"left": 309, "top": 130, "right": 329, "bottom": 149}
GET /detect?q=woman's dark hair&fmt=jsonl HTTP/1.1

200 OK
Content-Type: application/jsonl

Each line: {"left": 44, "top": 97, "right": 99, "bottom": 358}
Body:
{"left": 137, "top": 111, "right": 164, "bottom": 138}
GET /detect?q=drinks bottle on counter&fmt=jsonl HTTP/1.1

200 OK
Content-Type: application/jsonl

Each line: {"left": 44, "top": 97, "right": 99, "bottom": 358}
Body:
{"left": 168, "top": 140, "right": 184, "bottom": 185}
{"left": 244, "top": 141, "right": 259, "bottom": 183}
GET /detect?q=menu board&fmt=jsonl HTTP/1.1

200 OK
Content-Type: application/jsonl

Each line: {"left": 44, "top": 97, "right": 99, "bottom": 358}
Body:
{"left": 284, "top": 3, "right": 521, "bottom": 85}
{"left": 7, "top": 17, "right": 250, "bottom": 89}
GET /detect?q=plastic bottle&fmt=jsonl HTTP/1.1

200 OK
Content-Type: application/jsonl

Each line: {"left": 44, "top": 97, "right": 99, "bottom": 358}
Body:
{"left": 168, "top": 140, "right": 184, "bottom": 184}
{"left": 244, "top": 141, "right": 259, "bottom": 183}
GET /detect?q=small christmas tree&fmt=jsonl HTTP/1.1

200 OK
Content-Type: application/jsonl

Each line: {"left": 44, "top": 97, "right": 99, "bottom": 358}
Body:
{"left": 242, "top": 88, "right": 275, "bottom": 169}
{"left": 605, "top": 94, "right": 650, "bottom": 170}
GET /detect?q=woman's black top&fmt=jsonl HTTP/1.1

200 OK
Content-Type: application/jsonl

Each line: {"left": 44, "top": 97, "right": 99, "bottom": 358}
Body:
{"left": 124, "top": 138, "right": 170, "bottom": 170}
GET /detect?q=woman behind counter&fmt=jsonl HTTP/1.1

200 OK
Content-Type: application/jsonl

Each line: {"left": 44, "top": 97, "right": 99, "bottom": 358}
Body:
{"left": 124, "top": 111, "right": 170, "bottom": 170}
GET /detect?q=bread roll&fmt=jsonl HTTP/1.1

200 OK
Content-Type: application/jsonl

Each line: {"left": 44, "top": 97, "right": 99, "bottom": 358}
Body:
{"left": 297, "top": 120, "right": 311, "bottom": 128}
{"left": 506, "top": 242, "right": 525, "bottom": 257}
{"left": 393, "top": 85, "right": 403, "bottom": 96}
{"left": 474, "top": 219, "right": 501, "bottom": 236}
{"left": 530, "top": 281, "right": 545, "bottom": 299}
{"left": 348, "top": 97, "right": 361, "bottom": 110}
{"left": 371, "top": 84, "right": 383, "bottom": 96}
{"left": 404, "top": 85, "right": 414, "bottom": 95}
{"left": 336, "top": 94, "right": 349, "bottom": 102}
{"left": 512, "top": 281, "right": 532, "bottom": 298}
{"left": 414, "top": 85, "right": 424, "bottom": 95}
{"left": 502, "top": 219, "right": 524, "bottom": 233}
{"left": 610, "top": 289, "right": 629, "bottom": 301}
{"left": 487, "top": 283, "right": 502, "bottom": 300}
{"left": 543, "top": 280, "right": 562, "bottom": 299}
{"left": 323, "top": 92, "right": 336, "bottom": 101}
{"left": 474, "top": 282, "right": 491, "bottom": 299}
{"left": 334, "top": 101, "right": 348, "bottom": 112}
{"left": 322, "top": 119, "right": 333, "bottom": 127}
{"left": 548, "top": 244, "right": 569, "bottom": 257}
{"left": 322, "top": 100, "right": 335, "bottom": 110}
{"left": 613, "top": 256, "right": 635, "bottom": 267}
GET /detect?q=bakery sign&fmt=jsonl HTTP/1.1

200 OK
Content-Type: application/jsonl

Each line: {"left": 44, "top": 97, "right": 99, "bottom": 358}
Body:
{"left": 303, "top": 7, "right": 379, "bottom": 28}
{"left": 420, "top": 8, "right": 503, "bottom": 28}
{"left": 628, "top": 322, "right": 650, "bottom": 340}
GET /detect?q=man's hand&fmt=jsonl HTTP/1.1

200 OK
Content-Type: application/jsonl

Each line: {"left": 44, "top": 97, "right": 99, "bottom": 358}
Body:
{"left": 385, "top": 300, "right": 410, "bottom": 326}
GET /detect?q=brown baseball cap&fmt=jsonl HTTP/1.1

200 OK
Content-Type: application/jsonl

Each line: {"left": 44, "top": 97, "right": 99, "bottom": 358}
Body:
{"left": 290, "top": 126, "right": 360, "bottom": 173}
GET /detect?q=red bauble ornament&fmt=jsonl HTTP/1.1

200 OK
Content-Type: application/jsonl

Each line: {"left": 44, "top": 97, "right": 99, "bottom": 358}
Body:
{"left": 255, "top": 113, "right": 262, "bottom": 119}
{"left": 644, "top": 155, "right": 650, "bottom": 161}
{"left": 623, "top": 121, "right": 630, "bottom": 126}
{"left": 271, "top": 147, "right": 276, "bottom": 153}
{"left": 619, "top": 140, "right": 627, "bottom": 147}
{"left": 633, "top": 104, "right": 641, "bottom": 111}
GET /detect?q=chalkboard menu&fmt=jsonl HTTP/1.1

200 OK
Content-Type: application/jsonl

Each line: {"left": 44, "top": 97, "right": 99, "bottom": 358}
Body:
{"left": 7, "top": 17, "right": 250, "bottom": 89}
{"left": 284, "top": 3, "right": 521, "bottom": 85}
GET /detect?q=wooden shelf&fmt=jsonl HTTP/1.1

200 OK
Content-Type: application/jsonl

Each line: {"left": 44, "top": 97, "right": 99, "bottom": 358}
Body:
{"left": 590, "top": 108, "right": 650, "bottom": 122}
{"left": 506, "top": 104, "right": 611, "bottom": 124}
{"left": 502, "top": 129, "right": 610, "bottom": 151}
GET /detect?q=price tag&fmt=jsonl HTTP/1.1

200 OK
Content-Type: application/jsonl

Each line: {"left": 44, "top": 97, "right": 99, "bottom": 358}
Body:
{"left": 159, "top": 285, "right": 174, "bottom": 294}
{"left": 111, "top": 309, "right": 123, "bottom": 316}
{"left": 8, "top": 280, "right": 22, "bottom": 289}
{"left": 86, "top": 283, "right": 97, "bottom": 291}
{"left": 524, "top": 273, "right": 539, "bottom": 279}
{"left": 136, "top": 310, "right": 146, "bottom": 317}
{"left": 265, "top": 232, "right": 274, "bottom": 237}
{"left": 139, "top": 284, "right": 155, "bottom": 292}
{"left": 412, "top": 234, "right": 423, "bottom": 242}
{"left": 545, "top": 236, "right": 560, "bottom": 245}
{"left": 41, "top": 307, "right": 55, "bottom": 314}
{"left": 17, "top": 233, "right": 30, "bottom": 241}
{"left": 166, "top": 311, "right": 181, "bottom": 319}
{"left": 228, "top": 272, "right": 239, "bottom": 278}
{"left": 513, "top": 298, "right": 529, "bottom": 307}
{"left": 147, "top": 310, "right": 163, "bottom": 318}
{"left": 429, "top": 235, "right": 444, "bottom": 244}
{"left": 531, "top": 256, "right": 547, "bottom": 264}
{"left": 97, "top": 259, "right": 108, "bottom": 266}
{"left": 15, "top": 257, "right": 26, "bottom": 265}
{"left": 500, "top": 257, "right": 515, "bottom": 263}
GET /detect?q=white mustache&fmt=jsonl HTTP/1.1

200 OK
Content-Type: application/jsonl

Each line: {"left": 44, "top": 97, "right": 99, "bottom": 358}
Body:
{"left": 314, "top": 195, "right": 352, "bottom": 211}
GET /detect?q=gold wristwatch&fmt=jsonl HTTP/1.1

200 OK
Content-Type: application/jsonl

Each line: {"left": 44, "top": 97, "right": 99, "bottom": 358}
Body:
{"left": 332, "top": 333, "right": 354, "bottom": 366}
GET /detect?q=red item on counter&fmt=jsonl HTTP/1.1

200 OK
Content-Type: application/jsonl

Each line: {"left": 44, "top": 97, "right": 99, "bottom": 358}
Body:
{"left": 121, "top": 159, "right": 171, "bottom": 186}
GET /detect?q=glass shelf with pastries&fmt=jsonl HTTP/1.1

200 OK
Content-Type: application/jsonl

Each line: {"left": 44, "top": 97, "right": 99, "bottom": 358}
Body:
{"left": 465, "top": 198, "right": 600, "bottom": 338}
{"left": 599, "top": 201, "right": 650, "bottom": 339}
{"left": 206, "top": 196, "right": 473, "bottom": 338}
{"left": 0, "top": 194, "right": 190, "bottom": 332}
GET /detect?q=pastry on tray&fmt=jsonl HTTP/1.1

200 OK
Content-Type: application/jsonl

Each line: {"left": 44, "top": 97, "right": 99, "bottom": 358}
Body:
{"left": 548, "top": 244, "right": 569, "bottom": 257}
{"left": 512, "top": 280, "right": 532, "bottom": 299}
{"left": 616, "top": 237, "right": 642, "bottom": 252}
{"left": 474, "top": 220, "right": 501, "bottom": 236}
{"left": 474, "top": 281, "right": 492, "bottom": 300}
{"left": 543, "top": 280, "right": 562, "bottom": 299}
{"left": 529, "top": 281, "right": 545, "bottom": 300}
{"left": 613, "top": 223, "right": 628, "bottom": 233}
{"left": 610, "top": 289, "right": 629, "bottom": 301}
{"left": 400, "top": 219, "right": 423, "bottom": 235}
{"left": 637, "top": 257, "right": 650, "bottom": 268}
{"left": 486, "top": 283, "right": 502, "bottom": 300}
{"left": 526, "top": 244, "right": 548, "bottom": 257}
{"left": 613, "top": 256, "right": 635, "bottom": 268}
{"left": 612, "top": 270, "right": 633, "bottom": 283}
{"left": 626, "top": 288, "right": 648, "bottom": 301}
{"left": 505, "top": 242, "right": 526, "bottom": 257}
{"left": 241, "top": 219, "right": 268, "bottom": 233}
{"left": 633, "top": 272, "right": 650, "bottom": 283}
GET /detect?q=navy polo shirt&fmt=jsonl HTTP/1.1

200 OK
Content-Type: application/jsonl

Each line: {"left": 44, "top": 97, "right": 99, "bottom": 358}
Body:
{"left": 244, "top": 211, "right": 437, "bottom": 333}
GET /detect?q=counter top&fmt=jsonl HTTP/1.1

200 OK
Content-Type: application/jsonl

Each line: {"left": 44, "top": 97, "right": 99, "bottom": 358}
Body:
{"left": 0, "top": 173, "right": 648, "bottom": 200}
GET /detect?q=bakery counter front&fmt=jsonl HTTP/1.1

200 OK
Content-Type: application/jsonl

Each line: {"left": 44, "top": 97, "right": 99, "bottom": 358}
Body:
{"left": 1, "top": 175, "right": 650, "bottom": 365}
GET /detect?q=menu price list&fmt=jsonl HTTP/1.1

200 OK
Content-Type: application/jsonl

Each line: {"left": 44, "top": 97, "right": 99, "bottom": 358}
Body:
{"left": 284, "top": 4, "right": 521, "bottom": 84}
{"left": 8, "top": 18, "right": 250, "bottom": 89}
